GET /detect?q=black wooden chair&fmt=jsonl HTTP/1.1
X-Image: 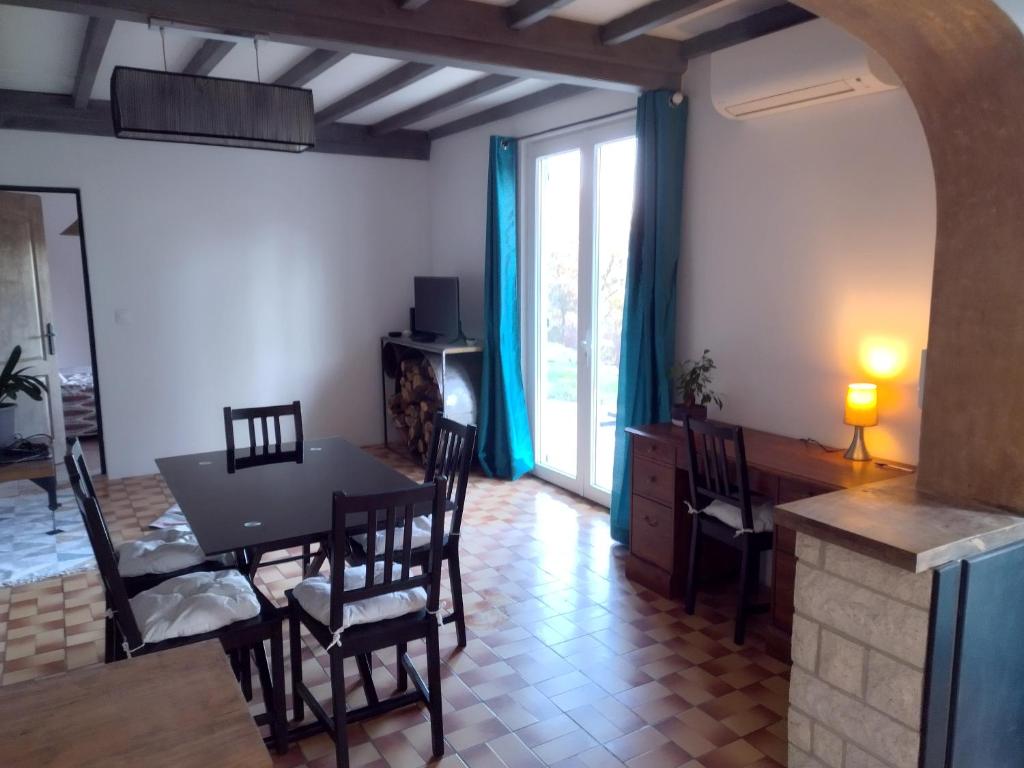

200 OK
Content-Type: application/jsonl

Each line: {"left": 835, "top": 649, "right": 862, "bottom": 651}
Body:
{"left": 64, "top": 450, "right": 289, "bottom": 754}
{"left": 223, "top": 401, "right": 322, "bottom": 575}
{"left": 224, "top": 401, "right": 305, "bottom": 454}
{"left": 418, "top": 414, "right": 476, "bottom": 647}
{"left": 287, "top": 480, "right": 447, "bottom": 768}
{"left": 66, "top": 439, "right": 233, "bottom": 661}
{"left": 681, "top": 417, "right": 774, "bottom": 645}
{"left": 349, "top": 413, "right": 476, "bottom": 647}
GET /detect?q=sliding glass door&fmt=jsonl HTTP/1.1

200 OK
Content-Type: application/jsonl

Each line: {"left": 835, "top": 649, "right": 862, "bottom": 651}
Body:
{"left": 524, "top": 119, "right": 637, "bottom": 506}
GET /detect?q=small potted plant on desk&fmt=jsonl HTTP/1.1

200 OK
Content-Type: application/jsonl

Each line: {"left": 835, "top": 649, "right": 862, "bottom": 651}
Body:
{"left": 670, "top": 349, "right": 723, "bottom": 425}
{"left": 0, "top": 345, "right": 48, "bottom": 450}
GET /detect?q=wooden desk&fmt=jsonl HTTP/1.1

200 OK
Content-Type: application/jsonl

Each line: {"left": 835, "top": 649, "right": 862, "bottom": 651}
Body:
{"left": 624, "top": 423, "right": 914, "bottom": 633}
{"left": 0, "top": 641, "right": 270, "bottom": 768}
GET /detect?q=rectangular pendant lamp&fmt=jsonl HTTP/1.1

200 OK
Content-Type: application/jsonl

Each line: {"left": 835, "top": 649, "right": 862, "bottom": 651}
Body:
{"left": 111, "top": 66, "right": 315, "bottom": 152}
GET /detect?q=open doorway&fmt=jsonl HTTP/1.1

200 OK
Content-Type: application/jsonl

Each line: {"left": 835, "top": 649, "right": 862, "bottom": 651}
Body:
{"left": 0, "top": 186, "right": 105, "bottom": 478}
{"left": 0, "top": 186, "right": 105, "bottom": 585}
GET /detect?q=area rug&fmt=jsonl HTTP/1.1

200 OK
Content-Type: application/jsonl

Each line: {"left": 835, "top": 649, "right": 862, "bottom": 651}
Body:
{"left": 0, "top": 489, "right": 95, "bottom": 587}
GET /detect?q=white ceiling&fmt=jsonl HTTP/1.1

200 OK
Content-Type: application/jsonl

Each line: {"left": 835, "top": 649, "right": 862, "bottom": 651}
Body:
{"left": 0, "top": 6, "right": 87, "bottom": 94}
{"left": 467, "top": 0, "right": 784, "bottom": 40}
{"left": 0, "top": 1, "right": 787, "bottom": 131}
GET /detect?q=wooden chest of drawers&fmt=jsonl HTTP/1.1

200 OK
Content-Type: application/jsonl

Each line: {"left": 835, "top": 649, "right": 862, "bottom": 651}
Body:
{"left": 624, "top": 433, "right": 739, "bottom": 597}
{"left": 624, "top": 435, "right": 689, "bottom": 596}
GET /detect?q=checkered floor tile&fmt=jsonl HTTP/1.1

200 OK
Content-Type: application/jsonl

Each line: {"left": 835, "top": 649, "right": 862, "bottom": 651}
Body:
{"left": 0, "top": 446, "right": 789, "bottom": 767}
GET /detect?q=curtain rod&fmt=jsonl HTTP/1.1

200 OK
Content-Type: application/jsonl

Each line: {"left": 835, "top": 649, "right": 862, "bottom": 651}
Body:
{"left": 513, "top": 107, "right": 637, "bottom": 143}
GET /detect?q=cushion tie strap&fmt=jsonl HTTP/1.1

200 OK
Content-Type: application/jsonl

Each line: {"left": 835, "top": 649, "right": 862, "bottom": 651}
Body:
{"left": 121, "top": 640, "right": 145, "bottom": 658}
{"left": 427, "top": 599, "right": 453, "bottom": 626}
{"left": 107, "top": 608, "right": 143, "bottom": 657}
{"left": 326, "top": 626, "right": 344, "bottom": 651}
{"left": 684, "top": 501, "right": 699, "bottom": 516}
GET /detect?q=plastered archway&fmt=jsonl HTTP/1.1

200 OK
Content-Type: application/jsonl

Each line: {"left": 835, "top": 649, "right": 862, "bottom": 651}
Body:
{"left": 793, "top": 1, "right": 1024, "bottom": 510}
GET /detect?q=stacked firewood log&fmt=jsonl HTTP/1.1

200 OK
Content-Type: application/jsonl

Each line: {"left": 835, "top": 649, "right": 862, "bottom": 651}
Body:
{"left": 388, "top": 355, "right": 441, "bottom": 464}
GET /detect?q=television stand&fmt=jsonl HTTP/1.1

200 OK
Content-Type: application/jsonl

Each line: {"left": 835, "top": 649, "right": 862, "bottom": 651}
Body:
{"left": 409, "top": 332, "right": 439, "bottom": 342}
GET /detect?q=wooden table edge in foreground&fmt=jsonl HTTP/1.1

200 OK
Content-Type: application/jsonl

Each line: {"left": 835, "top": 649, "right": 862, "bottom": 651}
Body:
{"left": 0, "top": 640, "right": 270, "bottom": 768}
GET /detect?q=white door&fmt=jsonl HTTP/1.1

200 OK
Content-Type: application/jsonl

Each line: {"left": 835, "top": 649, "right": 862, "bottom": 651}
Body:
{"left": 523, "top": 120, "right": 637, "bottom": 506}
{"left": 0, "top": 191, "right": 65, "bottom": 456}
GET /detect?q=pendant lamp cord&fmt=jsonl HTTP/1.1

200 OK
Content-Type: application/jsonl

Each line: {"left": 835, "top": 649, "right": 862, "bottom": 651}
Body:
{"left": 160, "top": 26, "right": 168, "bottom": 72}
{"left": 254, "top": 38, "right": 261, "bottom": 83}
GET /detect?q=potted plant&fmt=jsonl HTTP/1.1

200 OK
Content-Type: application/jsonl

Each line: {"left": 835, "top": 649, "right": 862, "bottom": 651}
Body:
{"left": 0, "top": 345, "right": 48, "bottom": 449}
{"left": 670, "top": 349, "right": 723, "bottom": 424}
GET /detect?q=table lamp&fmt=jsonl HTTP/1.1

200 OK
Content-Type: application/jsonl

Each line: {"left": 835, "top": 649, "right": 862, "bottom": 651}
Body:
{"left": 844, "top": 383, "right": 878, "bottom": 461}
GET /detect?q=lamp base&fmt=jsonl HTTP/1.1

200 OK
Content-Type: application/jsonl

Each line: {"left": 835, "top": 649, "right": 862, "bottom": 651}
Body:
{"left": 844, "top": 425, "right": 872, "bottom": 461}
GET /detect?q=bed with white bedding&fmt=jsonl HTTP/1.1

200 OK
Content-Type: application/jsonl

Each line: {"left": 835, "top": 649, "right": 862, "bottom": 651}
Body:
{"left": 60, "top": 366, "right": 98, "bottom": 438}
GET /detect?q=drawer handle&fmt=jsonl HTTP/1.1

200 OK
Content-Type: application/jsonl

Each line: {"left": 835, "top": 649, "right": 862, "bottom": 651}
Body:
{"left": 644, "top": 514, "right": 659, "bottom": 527}
{"left": 648, "top": 475, "right": 658, "bottom": 484}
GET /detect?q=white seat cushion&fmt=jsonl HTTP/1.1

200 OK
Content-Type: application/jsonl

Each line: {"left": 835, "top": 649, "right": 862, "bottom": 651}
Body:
{"left": 412, "top": 514, "right": 452, "bottom": 539}
{"left": 293, "top": 562, "right": 427, "bottom": 631}
{"left": 129, "top": 570, "right": 261, "bottom": 644}
{"left": 701, "top": 499, "right": 775, "bottom": 534}
{"left": 117, "top": 529, "right": 209, "bottom": 577}
{"left": 352, "top": 523, "right": 432, "bottom": 555}
{"left": 148, "top": 503, "right": 192, "bottom": 532}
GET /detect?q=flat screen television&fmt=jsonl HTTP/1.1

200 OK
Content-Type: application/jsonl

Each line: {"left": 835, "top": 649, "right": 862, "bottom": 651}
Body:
{"left": 414, "top": 276, "right": 462, "bottom": 342}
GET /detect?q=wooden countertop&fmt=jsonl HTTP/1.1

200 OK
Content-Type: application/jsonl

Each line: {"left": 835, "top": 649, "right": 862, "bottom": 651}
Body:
{"left": 775, "top": 476, "right": 1024, "bottom": 573}
{"left": 0, "top": 641, "right": 270, "bottom": 768}
{"left": 0, "top": 456, "right": 55, "bottom": 482}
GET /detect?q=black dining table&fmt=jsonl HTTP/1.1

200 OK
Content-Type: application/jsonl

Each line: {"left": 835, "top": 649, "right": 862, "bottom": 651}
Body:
{"left": 156, "top": 437, "right": 422, "bottom": 558}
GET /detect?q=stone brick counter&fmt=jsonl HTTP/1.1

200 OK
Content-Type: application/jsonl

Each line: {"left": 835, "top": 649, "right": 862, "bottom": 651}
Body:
{"left": 775, "top": 477, "right": 1024, "bottom": 768}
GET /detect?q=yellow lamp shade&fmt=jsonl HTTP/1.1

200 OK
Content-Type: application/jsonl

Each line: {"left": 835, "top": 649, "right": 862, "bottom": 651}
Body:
{"left": 844, "top": 383, "right": 878, "bottom": 427}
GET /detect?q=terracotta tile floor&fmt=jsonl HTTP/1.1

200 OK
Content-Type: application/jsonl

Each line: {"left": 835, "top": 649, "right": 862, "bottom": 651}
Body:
{"left": 0, "top": 446, "right": 790, "bottom": 768}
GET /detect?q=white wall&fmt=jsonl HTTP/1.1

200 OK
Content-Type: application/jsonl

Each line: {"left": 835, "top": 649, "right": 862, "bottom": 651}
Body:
{"left": 429, "top": 90, "right": 636, "bottom": 338}
{"left": 679, "top": 33, "right": 936, "bottom": 463}
{"left": 1, "top": 28, "right": 937, "bottom": 476}
{"left": 0, "top": 131, "right": 431, "bottom": 477}
{"left": 39, "top": 192, "right": 92, "bottom": 370}
{"left": 996, "top": 0, "right": 1024, "bottom": 30}
{"left": 429, "top": 37, "right": 936, "bottom": 465}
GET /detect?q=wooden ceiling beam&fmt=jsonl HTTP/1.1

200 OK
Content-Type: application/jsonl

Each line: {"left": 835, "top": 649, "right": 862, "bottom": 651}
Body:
{"left": 316, "top": 121, "right": 429, "bottom": 159}
{"left": 0, "top": 0, "right": 684, "bottom": 91}
{"left": 0, "top": 89, "right": 430, "bottom": 160}
{"left": 182, "top": 39, "right": 235, "bottom": 76}
{"left": 72, "top": 17, "right": 115, "bottom": 108}
{"left": 315, "top": 62, "right": 440, "bottom": 125}
{"left": 274, "top": 49, "right": 349, "bottom": 87}
{"left": 372, "top": 73, "right": 518, "bottom": 135}
{"left": 601, "top": 0, "right": 724, "bottom": 45}
{"left": 428, "top": 83, "right": 590, "bottom": 140}
{"left": 678, "top": 4, "right": 816, "bottom": 59}
{"left": 507, "top": 0, "right": 576, "bottom": 30}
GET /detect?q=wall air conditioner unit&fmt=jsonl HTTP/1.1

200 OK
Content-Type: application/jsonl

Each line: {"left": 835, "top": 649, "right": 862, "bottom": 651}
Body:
{"left": 111, "top": 66, "right": 315, "bottom": 152}
{"left": 710, "top": 19, "right": 900, "bottom": 120}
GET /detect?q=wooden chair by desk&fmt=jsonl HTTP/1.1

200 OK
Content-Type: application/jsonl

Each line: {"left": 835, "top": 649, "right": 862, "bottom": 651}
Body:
{"left": 624, "top": 423, "right": 914, "bottom": 634}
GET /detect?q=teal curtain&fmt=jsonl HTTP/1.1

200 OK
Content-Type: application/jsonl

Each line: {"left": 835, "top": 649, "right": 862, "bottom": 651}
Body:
{"left": 478, "top": 136, "right": 535, "bottom": 480}
{"left": 610, "top": 92, "right": 688, "bottom": 544}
